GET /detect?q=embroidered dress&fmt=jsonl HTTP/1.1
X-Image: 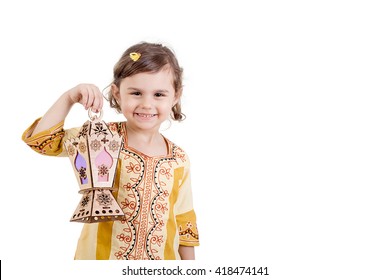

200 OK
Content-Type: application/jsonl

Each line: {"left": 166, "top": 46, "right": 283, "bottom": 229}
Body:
{"left": 22, "top": 118, "right": 199, "bottom": 260}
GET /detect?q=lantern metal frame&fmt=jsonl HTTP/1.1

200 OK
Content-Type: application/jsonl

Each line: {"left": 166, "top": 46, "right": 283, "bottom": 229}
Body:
{"left": 64, "top": 109, "right": 125, "bottom": 223}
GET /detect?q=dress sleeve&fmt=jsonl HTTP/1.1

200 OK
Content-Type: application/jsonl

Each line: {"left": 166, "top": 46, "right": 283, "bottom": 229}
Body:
{"left": 21, "top": 117, "right": 79, "bottom": 157}
{"left": 175, "top": 154, "right": 200, "bottom": 247}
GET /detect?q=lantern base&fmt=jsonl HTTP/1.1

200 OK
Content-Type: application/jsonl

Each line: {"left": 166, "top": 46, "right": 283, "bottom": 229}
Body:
{"left": 70, "top": 189, "right": 125, "bottom": 223}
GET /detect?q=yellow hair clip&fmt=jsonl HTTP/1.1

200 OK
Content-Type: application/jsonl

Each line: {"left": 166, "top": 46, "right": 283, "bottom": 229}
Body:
{"left": 129, "top": 52, "right": 141, "bottom": 62}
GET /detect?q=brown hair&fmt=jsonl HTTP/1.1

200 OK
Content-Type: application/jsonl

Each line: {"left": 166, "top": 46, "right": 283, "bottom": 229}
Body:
{"left": 106, "top": 42, "right": 185, "bottom": 121}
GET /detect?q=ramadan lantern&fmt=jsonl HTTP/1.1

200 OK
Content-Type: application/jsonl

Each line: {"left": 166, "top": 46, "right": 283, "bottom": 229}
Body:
{"left": 64, "top": 109, "right": 124, "bottom": 223}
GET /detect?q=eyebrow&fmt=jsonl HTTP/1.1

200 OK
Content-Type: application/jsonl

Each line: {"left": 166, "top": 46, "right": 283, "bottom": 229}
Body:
{"left": 126, "top": 87, "right": 169, "bottom": 93}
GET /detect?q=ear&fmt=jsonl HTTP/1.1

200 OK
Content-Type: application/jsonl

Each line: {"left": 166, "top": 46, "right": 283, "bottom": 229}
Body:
{"left": 111, "top": 83, "right": 120, "bottom": 102}
{"left": 173, "top": 88, "right": 182, "bottom": 106}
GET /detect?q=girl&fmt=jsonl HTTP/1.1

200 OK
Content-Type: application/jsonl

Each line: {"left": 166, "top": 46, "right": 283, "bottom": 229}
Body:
{"left": 22, "top": 42, "right": 199, "bottom": 260}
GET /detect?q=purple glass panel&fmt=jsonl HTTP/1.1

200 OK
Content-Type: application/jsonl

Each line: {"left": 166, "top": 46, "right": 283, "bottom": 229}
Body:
{"left": 75, "top": 151, "right": 88, "bottom": 184}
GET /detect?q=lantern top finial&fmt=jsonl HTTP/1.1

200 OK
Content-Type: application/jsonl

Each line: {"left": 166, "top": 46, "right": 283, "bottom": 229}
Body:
{"left": 88, "top": 108, "right": 103, "bottom": 122}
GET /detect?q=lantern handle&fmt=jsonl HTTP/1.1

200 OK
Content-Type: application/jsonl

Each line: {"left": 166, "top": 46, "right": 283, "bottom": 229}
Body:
{"left": 88, "top": 108, "right": 103, "bottom": 121}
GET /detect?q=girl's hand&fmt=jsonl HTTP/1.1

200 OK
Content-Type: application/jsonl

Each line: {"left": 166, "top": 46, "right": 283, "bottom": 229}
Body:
{"left": 29, "top": 83, "right": 103, "bottom": 137}
{"left": 68, "top": 84, "right": 103, "bottom": 113}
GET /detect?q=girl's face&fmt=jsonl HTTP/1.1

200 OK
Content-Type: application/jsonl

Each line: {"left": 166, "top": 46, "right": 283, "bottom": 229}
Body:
{"left": 112, "top": 68, "right": 178, "bottom": 133}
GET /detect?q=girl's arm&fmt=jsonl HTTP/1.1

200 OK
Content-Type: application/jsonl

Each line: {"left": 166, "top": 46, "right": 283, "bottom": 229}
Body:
{"left": 179, "top": 245, "right": 195, "bottom": 260}
{"left": 31, "top": 84, "right": 103, "bottom": 137}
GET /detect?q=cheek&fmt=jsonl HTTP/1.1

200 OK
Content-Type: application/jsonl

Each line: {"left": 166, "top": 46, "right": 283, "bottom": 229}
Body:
{"left": 160, "top": 103, "right": 174, "bottom": 114}
{"left": 119, "top": 102, "right": 134, "bottom": 115}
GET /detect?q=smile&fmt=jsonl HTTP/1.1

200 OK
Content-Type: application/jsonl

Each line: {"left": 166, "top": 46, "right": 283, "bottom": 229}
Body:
{"left": 135, "top": 113, "right": 157, "bottom": 118}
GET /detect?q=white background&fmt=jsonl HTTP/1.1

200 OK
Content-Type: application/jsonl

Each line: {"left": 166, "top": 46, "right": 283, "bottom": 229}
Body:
{"left": 1, "top": 0, "right": 390, "bottom": 279}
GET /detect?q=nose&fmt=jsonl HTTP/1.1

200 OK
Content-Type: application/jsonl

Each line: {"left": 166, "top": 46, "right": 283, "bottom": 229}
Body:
{"left": 140, "top": 95, "right": 153, "bottom": 109}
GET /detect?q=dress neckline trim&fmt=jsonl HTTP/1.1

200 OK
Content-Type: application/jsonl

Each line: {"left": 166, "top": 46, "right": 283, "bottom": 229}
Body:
{"left": 119, "top": 122, "right": 173, "bottom": 159}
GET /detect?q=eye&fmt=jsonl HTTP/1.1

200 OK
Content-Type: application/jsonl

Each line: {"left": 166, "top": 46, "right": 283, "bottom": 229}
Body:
{"left": 155, "top": 92, "right": 166, "bottom": 97}
{"left": 131, "top": 91, "right": 141, "bottom": 96}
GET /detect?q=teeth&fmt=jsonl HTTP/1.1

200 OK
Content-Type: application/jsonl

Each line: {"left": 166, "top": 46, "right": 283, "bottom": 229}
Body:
{"left": 137, "top": 113, "right": 155, "bottom": 117}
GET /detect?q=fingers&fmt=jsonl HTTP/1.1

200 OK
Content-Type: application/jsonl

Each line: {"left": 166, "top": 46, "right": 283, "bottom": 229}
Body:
{"left": 84, "top": 85, "right": 102, "bottom": 112}
{"left": 75, "top": 84, "right": 104, "bottom": 112}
